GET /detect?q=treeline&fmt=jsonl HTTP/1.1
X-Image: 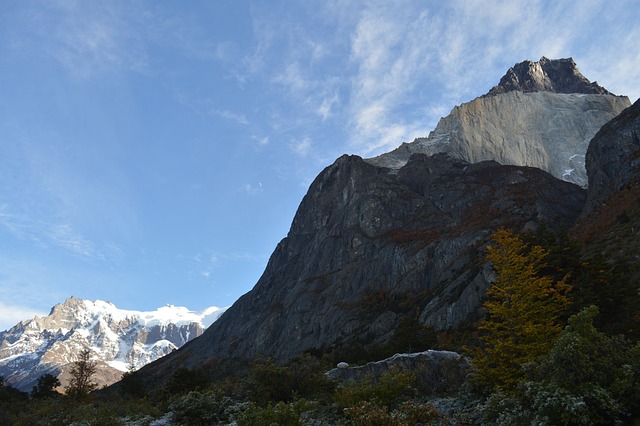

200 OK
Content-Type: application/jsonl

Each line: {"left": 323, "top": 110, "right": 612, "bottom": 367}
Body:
{"left": 2, "top": 227, "right": 639, "bottom": 424}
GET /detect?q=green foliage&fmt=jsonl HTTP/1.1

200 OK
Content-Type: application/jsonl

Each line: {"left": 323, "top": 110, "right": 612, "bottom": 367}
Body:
{"left": 0, "top": 376, "right": 29, "bottom": 425}
{"left": 385, "top": 313, "right": 437, "bottom": 355}
{"left": 525, "top": 227, "right": 640, "bottom": 339}
{"left": 469, "top": 228, "right": 570, "bottom": 391}
{"left": 119, "top": 366, "right": 145, "bottom": 398}
{"left": 169, "top": 389, "right": 237, "bottom": 425}
{"left": 66, "top": 348, "right": 98, "bottom": 401}
{"left": 165, "top": 366, "right": 210, "bottom": 395}
{"left": 234, "top": 399, "right": 316, "bottom": 426}
{"left": 344, "top": 400, "right": 442, "bottom": 426}
{"left": 478, "top": 306, "right": 640, "bottom": 425}
{"left": 524, "top": 306, "right": 640, "bottom": 424}
{"left": 30, "top": 373, "right": 61, "bottom": 399}
{"left": 335, "top": 368, "right": 417, "bottom": 409}
{"left": 244, "top": 355, "right": 333, "bottom": 404}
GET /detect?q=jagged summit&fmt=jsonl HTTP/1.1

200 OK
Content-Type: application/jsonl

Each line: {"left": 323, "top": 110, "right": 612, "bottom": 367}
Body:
{"left": 484, "top": 57, "right": 612, "bottom": 97}
{"left": 366, "top": 57, "right": 630, "bottom": 186}
{"left": 0, "top": 298, "right": 227, "bottom": 392}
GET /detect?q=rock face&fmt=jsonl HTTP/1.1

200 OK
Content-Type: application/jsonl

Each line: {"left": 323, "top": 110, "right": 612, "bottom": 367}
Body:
{"left": 484, "top": 57, "right": 611, "bottom": 96}
{"left": 326, "top": 350, "right": 469, "bottom": 395}
{"left": 0, "top": 297, "right": 226, "bottom": 392}
{"left": 368, "top": 58, "right": 630, "bottom": 187}
{"left": 139, "top": 57, "right": 629, "bottom": 385}
{"left": 145, "top": 152, "right": 585, "bottom": 377}
{"left": 582, "top": 99, "right": 640, "bottom": 217}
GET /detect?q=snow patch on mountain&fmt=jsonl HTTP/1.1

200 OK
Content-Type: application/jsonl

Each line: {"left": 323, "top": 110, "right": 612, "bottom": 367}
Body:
{"left": 0, "top": 297, "right": 227, "bottom": 391}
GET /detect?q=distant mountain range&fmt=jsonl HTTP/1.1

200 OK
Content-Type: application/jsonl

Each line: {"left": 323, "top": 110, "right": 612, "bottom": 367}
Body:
{"left": 0, "top": 297, "right": 226, "bottom": 392}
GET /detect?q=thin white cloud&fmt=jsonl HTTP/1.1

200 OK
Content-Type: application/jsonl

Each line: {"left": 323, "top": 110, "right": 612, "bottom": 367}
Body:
{"left": 292, "top": 137, "right": 312, "bottom": 156}
{"left": 252, "top": 135, "right": 270, "bottom": 146}
{"left": 49, "top": 224, "right": 98, "bottom": 261}
{"left": 240, "top": 182, "right": 264, "bottom": 195}
{"left": 335, "top": 0, "right": 640, "bottom": 156}
{"left": 0, "top": 302, "right": 46, "bottom": 332}
{"left": 318, "top": 93, "right": 339, "bottom": 121}
{"left": 211, "top": 109, "right": 250, "bottom": 126}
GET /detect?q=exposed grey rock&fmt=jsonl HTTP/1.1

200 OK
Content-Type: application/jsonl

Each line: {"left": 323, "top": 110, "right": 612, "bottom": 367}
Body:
{"left": 326, "top": 350, "right": 469, "bottom": 395}
{"left": 0, "top": 297, "right": 225, "bottom": 392}
{"left": 582, "top": 99, "right": 640, "bottom": 217}
{"left": 484, "top": 57, "right": 611, "bottom": 96}
{"left": 368, "top": 91, "right": 630, "bottom": 187}
{"left": 144, "top": 152, "right": 585, "bottom": 379}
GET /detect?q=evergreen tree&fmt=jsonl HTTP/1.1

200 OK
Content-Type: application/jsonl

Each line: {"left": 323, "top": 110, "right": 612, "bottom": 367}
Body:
{"left": 66, "top": 348, "right": 98, "bottom": 401}
{"left": 525, "top": 306, "right": 640, "bottom": 424}
{"left": 31, "top": 373, "right": 61, "bottom": 399}
{"left": 470, "top": 228, "right": 570, "bottom": 391}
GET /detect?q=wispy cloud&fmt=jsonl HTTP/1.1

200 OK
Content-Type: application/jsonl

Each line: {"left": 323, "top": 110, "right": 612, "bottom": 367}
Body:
{"left": 291, "top": 137, "right": 312, "bottom": 156}
{"left": 0, "top": 302, "right": 46, "bottom": 332}
{"left": 0, "top": 206, "right": 124, "bottom": 264}
{"left": 240, "top": 182, "right": 264, "bottom": 195}
{"left": 211, "top": 109, "right": 250, "bottom": 126}
{"left": 334, "top": 0, "right": 640, "bottom": 155}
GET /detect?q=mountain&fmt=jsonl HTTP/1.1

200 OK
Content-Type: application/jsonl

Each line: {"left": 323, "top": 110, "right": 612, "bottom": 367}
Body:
{"left": 582, "top": 98, "right": 640, "bottom": 217}
{"left": 0, "top": 297, "right": 226, "bottom": 392}
{"left": 150, "top": 154, "right": 583, "bottom": 366}
{"left": 368, "top": 57, "right": 630, "bottom": 187}
{"left": 139, "top": 58, "right": 636, "bottom": 385}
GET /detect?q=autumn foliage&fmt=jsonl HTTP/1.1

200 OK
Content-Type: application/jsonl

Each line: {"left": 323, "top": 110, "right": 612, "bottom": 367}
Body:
{"left": 470, "top": 228, "right": 571, "bottom": 391}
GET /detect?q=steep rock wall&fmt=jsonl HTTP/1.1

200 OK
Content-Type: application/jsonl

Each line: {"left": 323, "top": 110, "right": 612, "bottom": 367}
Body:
{"left": 368, "top": 92, "right": 629, "bottom": 186}
{"left": 146, "top": 153, "right": 585, "bottom": 375}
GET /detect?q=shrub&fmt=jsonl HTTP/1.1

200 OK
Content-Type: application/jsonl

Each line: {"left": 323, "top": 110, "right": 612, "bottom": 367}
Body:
{"left": 335, "top": 367, "right": 416, "bottom": 409}
{"left": 169, "top": 389, "right": 235, "bottom": 425}
{"left": 344, "top": 400, "right": 442, "bottom": 426}
{"left": 234, "top": 399, "right": 315, "bottom": 426}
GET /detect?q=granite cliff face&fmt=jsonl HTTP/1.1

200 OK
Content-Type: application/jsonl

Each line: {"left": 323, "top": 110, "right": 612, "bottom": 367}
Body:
{"left": 368, "top": 58, "right": 630, "bottom": 187}
{"left": 139, "top": 58, "right": 630, "bottom": 384}
{"left": 582, "top": 99, "right": 640, "bottom": 216}
{"left": 147, "top": 153, "right": 585, "bottom": 375}
{"left": 0, "top": 297, "right": 226, "bottom": 392}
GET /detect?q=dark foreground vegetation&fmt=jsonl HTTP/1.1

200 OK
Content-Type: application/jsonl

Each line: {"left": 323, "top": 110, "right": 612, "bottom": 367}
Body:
{"left": 2, "top": 227, "right": 639, "bottom": 425}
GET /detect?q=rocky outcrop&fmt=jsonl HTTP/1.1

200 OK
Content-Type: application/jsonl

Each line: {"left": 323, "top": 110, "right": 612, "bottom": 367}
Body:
{"left": 368, "top": 59, "right": 630, "bottom": 187}
{"left": 0, "top": 298, "right": 226, "bottom": 392}
{"left": 326, "top": 350, "right": 469, "bottom": 395}
{"left": 485, "top": 57, "right": 611, "bottom": 96}
{"left": 582, "top": 99, "right": 640, "bottom": 217}
{"left": 144, "top": 152, "right": 585, "bottom": 379}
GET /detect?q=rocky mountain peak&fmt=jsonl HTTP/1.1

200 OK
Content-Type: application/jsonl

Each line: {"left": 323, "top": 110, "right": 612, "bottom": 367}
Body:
{"left": 367, "top": 58, "right": 629, "bottom": 186}
{"left": 0, "top": 298, "right": 227, "bottom": 392}
{"left": 485, "top": 57, "right": 612, "bottom": 97}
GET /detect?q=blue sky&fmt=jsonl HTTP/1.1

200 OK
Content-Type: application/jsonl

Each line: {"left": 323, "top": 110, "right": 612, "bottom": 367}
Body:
{"left": 1, "top": 0, "right": 639, "bottom": 331}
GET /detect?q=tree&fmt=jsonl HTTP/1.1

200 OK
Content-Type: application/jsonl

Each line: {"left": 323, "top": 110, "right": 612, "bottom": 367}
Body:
{"left": 31, "top": 373, "right": 61, "bottom": 399}
{"left": 120, "top": 363, "right": 145, "bottom": 397}
{"left": 66, "top": 348, "right": 98, "bottom": 401}
{"left": 470, "top": 228, "right": 570, "bottom": 391}
{"left": 523, "top": 305, "right": 640, "bottom": 424}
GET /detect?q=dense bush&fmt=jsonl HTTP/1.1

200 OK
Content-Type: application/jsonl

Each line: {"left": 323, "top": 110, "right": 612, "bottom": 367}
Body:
{"left": 478, "top": 306, "right": 640, "bottom": 425}
{"left": 335, "top": 368, "right": 417, "bottom": 409}
{"left": 169, "top": 389, "right": 237, "bottom": 425}
{"left": 344, "top": 400, "right": 442, "bottom": 426}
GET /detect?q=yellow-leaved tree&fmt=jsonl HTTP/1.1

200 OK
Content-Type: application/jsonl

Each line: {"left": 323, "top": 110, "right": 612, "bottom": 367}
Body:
{"left": 470, "top": 228, "right": 571, "bottom": 391}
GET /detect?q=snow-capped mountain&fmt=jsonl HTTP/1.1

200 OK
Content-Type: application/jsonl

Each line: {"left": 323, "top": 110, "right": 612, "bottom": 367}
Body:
{"left": 0, "top": 297, "right": 227, "bottom": 392}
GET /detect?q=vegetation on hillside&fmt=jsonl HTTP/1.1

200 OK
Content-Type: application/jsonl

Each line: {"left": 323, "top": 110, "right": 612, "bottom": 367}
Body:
{"left": 1, "top": 225, "right": 639, "bottom": 424}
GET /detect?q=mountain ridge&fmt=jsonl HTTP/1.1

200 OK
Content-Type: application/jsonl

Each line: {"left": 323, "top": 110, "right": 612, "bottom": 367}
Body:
{"left": 0, "top": 297, "right": 226, "bottom": 392}
{"left": 367, "top": 57, "right": 630, "bottom": 187}
{"left": 484, "top": 56, "right": 612, "bottom": 97}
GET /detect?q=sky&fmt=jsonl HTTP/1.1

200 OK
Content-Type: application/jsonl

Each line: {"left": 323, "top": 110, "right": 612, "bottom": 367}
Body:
{"left": 1, "top": 0, "right": 639, "bottom": 331}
